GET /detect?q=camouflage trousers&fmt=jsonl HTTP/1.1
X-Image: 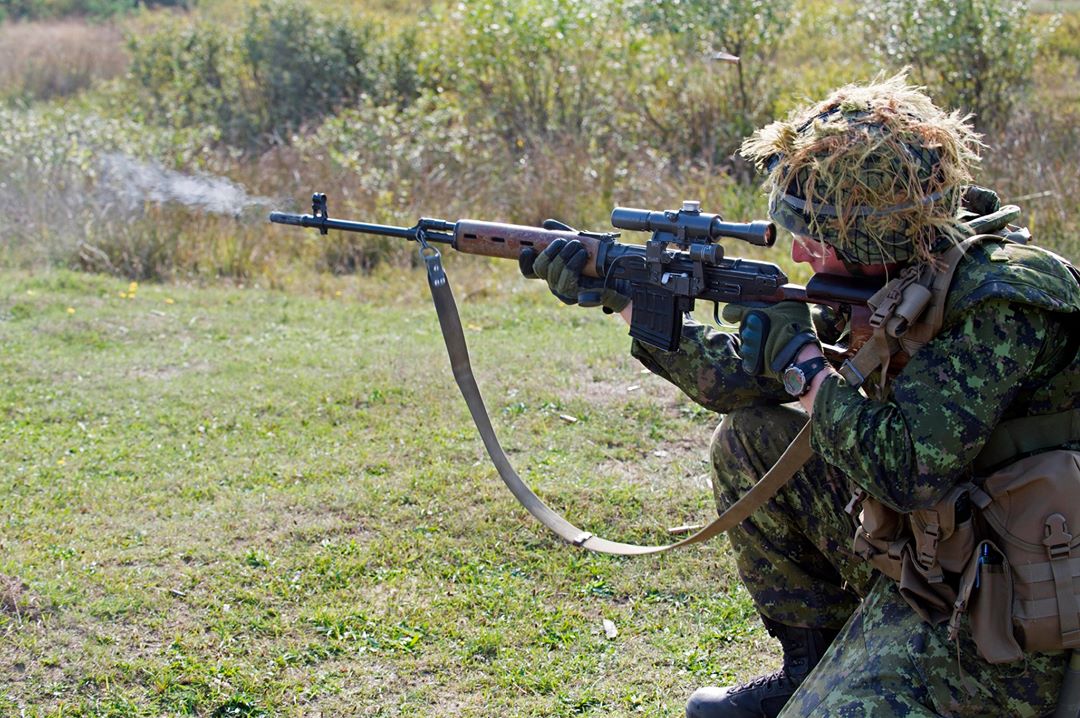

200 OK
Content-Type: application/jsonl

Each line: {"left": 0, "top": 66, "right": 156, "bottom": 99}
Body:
{"left": 712, "top": 405, "right": 1067, "bottom": 717}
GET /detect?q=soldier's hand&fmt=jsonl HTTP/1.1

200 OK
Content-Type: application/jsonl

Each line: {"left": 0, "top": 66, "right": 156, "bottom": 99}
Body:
{"left": 520, "top": 239, "right": 630, "bottom": 313}
{"left": 722, "top": 301, "right": 819, "bottom": 380}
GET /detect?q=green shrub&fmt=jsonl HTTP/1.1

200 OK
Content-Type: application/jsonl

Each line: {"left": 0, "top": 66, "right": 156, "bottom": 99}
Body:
{"left": 864, "top": 0, "right": 1046, "bottom": 130}
{"left": 124, "top": 0, "right": 417, "bottom": 149}
{"left": 126, "top": 20, "right": 239, "bottom": 137}
{"left": 424, "top": 0, "right": 642, "bottom": 147}
{"left": 241, "top": 0, "right": 377, "bottom": 141}
{"left": 628, "top": 0, "right": 797, "bottom": 159}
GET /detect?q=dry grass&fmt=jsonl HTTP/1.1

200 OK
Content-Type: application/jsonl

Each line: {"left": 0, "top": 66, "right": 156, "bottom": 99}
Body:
{"left": 0, "top": 20, "right": 128, "bottom": 102}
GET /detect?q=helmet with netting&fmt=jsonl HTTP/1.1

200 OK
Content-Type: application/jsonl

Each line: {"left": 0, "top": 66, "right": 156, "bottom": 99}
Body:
{"left": 741, "top": 74, "right": 983, "bottom": 266}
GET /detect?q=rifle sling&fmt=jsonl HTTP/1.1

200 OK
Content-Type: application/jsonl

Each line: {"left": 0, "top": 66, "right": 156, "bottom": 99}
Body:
{"left": 422, "top": 247, "right": 872, "bottom": 555}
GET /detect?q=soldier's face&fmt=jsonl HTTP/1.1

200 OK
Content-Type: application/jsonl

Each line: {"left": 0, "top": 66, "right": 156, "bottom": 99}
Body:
{"left": 791, "top": 235, "right": 892, "bottom": 277}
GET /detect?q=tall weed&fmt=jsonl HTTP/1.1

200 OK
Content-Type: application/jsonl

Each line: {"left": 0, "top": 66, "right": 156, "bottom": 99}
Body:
{"left": 0, "top": 20, "right": 128, "bottom": 102}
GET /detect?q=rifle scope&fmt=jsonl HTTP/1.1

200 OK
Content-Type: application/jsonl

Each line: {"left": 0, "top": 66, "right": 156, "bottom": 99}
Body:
{"left": 611, "top": 204, "right": 775, "bottom": 247}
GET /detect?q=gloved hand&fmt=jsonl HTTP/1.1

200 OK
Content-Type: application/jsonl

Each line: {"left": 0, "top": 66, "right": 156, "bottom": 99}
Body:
{"left": 519, "top": 238, "right": 631, "bottom": 313}
{"left": 721, "top": 301, "right": 820, "bottom": 380}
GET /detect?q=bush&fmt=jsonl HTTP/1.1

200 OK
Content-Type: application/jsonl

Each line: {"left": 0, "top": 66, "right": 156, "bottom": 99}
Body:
{"left": 422, "top": 0, "right": 798, "bottom": 172}
{"left": 864, "top": 0, "right": 1046, "bottom": 130}
{"left": 126, "top": 20, "right": 238, "bottom": 136}
{"left": 124, "top": 0, "right": 417, "bottom": 149}
{"left": 424, "top": 0, "right": 642, "bottom": 147}
{"left": 241, "top": 0, "right": 377, "bottom": 143}
{"left": 629, "top": 0, "right": 797, "bottom": 158}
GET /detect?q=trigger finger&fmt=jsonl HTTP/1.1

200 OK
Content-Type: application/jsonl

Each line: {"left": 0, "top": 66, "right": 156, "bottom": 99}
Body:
{"left": 721, "top": 303, "right": 747, "bottom": 324}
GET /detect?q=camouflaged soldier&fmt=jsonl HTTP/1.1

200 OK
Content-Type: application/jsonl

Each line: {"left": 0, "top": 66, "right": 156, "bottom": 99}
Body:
{"left": 523, "top": 73, "right": 1080, "bottom": 717}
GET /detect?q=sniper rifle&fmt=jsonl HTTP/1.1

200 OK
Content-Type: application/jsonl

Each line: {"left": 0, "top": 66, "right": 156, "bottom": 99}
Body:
{"left": 268, "top": 194, "right": 886, "bottom": 555}
{"left": 270, "top": 194, "right": 885, "bottom": 357}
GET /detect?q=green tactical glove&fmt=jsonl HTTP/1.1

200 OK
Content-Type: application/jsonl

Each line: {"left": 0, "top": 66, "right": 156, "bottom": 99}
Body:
{"left": 519, "top": 238, "right": 631, "bottom": 313}
{"left": 721, "top": 301, "right": 820, "bottom": 380}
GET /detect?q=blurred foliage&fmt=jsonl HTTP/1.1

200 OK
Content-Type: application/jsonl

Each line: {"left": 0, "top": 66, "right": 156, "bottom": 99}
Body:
{"left": 863, "top": 0, "right": 1048, "bottom": 130}
{"left": 125, "top": 0, "right": 418, "bottom": 148}
{"left": 628, "top": 0, "right": 797, "bottom": 162}
{"left": 1043, "top": 9, "right": 1080, "bottom": 62}
{"left": 0, "top": 0, "right": 1077, "bottom": 279}
{"left": 0, "top": 20, "right": 128, "bottom": 103}
{"left": 0, "top": 0, "right": 187, "bottom": 21}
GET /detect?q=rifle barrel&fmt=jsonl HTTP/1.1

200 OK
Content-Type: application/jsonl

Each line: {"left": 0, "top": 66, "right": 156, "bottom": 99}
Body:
{"left": 268, "top": 212, "right": 459, "bottom": 245}
{"left": 269, "top": 212, "right": 421, "bottom": 239}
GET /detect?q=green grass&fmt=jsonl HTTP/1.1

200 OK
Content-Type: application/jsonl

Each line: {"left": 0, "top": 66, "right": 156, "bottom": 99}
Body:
{"left": 0, "top": 265, "right": 769, "bottom": 717}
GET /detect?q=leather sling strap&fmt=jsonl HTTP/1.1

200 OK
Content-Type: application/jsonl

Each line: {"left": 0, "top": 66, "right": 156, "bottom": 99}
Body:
{"left": 421, "top": 243, "right": 878, "bottom": 555}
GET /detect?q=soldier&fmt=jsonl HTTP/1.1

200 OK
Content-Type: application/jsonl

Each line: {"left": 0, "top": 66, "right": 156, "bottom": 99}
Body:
{"left": 522, "top": 74, "right": 1080, "bottom": 717}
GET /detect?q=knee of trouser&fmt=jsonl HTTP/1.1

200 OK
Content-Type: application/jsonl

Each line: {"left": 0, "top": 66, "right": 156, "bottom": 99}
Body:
{"left": 709, "top": 406, "right": 805, "bottom": 504}
{"left": 709, "top": 409, "right": 762, "bottom": 499}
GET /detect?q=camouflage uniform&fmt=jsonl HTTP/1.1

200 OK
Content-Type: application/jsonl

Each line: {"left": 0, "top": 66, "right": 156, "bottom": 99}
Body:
{"left": 633, "top": 237, "right": 1080, "bottom": 716}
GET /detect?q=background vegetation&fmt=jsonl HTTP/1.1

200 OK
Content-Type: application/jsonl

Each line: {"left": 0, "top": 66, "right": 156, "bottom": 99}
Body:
{"left": 1, "top": 0, "right": 1079, "bottom": 715}
{"left": 2, "top": 0, "right": 1076, "bottom": 282}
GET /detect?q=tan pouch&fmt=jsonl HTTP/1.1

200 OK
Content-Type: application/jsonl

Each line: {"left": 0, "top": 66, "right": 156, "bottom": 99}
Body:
{"left": 851, "top": 493, "right": 905, "bottom": 581}
{"left": 971, "top": 450, "right": 1080, "bottom": 656}
{"left": 899, "top": 550, "right": 955, "bottom": 624}
{"left": 952, "top": 539, "right": 1024, "bottom": 664}
{"left": 895, "top": 486, "right": 978, "bottom": 624}
{"left": 910, "top": 485, "right": 977, "bottom": 575}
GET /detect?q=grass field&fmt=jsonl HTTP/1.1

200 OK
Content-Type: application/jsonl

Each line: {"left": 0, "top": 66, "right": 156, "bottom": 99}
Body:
{"left": 0, "top": 264, "right": 769, "bottom": 717}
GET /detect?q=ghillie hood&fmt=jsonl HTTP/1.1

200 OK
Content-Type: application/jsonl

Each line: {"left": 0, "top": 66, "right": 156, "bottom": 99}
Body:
{"left": 741, "top": 73, "right": 983, "bottom": 265}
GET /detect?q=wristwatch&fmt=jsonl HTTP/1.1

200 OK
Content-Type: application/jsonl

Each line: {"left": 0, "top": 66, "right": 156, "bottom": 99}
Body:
{"left": 782, "top": 355, "right": 828, "bottom": 397}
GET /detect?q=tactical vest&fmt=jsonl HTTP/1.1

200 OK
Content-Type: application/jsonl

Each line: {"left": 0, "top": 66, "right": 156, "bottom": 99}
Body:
{"left": 845, "top": 230, "right": 1080, "bottom": 664}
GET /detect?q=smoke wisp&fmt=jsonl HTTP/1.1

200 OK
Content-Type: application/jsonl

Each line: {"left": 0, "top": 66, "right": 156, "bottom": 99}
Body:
{"left": 98, "top": 153, "right": 277, "bottom": 217}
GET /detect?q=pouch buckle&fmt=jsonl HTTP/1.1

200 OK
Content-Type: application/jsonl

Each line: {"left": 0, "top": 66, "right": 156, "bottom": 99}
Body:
{"left": 1043, "top": 514, "right": 1073, "bottom": 560}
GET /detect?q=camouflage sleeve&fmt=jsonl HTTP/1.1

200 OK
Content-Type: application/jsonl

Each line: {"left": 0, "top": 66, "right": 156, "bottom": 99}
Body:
{"left": 809, "top": 299, "right": 1054, "bottom": 511}
{"left": 630, "top": 317, "right": 792, "bottom": 413}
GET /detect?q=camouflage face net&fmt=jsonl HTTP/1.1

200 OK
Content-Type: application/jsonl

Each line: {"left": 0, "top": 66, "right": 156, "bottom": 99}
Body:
{"left": 740, "top": 73, "right": 984, "bottom": 266}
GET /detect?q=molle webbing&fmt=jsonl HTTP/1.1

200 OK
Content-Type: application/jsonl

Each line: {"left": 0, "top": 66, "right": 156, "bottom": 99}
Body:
{"left": 974, "top": 408, "right": 1080, "bottom": 472}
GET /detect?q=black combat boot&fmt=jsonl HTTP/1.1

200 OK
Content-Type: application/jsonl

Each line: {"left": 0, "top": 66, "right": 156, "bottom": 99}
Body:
{"left": 685, "top": 617, "right": 838, "bottom": 718}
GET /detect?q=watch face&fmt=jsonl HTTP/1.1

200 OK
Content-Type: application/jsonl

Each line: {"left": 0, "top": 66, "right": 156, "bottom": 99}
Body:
{"left": 782, "top": 365, "right": 806, "bottom": 396}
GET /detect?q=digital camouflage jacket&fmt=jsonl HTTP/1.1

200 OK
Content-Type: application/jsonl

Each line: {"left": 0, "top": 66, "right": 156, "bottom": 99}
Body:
{"left": 631, "top": 238, "right": 1080, "bottom": 511}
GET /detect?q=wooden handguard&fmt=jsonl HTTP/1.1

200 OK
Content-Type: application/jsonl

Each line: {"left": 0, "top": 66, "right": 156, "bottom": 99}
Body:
{"left": 453, "top": 220, "right": 605, "bottom": 278}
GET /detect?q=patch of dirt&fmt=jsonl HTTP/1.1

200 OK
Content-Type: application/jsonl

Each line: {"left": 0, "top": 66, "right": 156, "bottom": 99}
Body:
{"left": 0, "top": 574, "right": 45, "bottom": 621}
{"left": 572, "top": 370, "right": 680, "bottom": 409}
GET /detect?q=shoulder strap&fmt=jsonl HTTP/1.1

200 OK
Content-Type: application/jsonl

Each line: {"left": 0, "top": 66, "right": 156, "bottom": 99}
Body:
{"left": 421, "top": 246, "right": 893, "bottom": 555}
{"left": 422, "top": 245, "right": 813, "bottom": 554}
